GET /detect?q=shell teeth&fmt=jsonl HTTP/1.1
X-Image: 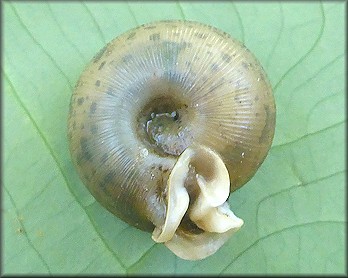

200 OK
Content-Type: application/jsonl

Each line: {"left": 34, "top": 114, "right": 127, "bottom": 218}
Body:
{"left": 189, "top": 185, "right": 243, "bottom": 234}
{"left": 151, "top": 144, "right": 244, "bottom": 259}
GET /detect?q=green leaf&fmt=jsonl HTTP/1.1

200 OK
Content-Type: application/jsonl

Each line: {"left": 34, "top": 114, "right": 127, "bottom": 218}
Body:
{"left": 3, "top": 1, "right": 345, "bottom": 275}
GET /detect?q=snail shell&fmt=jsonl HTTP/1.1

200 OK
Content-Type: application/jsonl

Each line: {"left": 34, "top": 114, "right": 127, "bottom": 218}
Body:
{"left": 68, "top": 20, "right": 276, "bottom": 260}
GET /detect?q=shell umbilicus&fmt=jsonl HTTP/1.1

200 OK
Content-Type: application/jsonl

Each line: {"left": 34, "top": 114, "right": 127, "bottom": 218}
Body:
{"left": 67, "top": 20, "right": 276, "bottom": 260}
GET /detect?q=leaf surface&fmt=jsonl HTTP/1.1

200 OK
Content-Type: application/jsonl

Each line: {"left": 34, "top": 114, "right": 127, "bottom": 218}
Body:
{"left": 3, "top": 1, "right": 345, "bottom": 274}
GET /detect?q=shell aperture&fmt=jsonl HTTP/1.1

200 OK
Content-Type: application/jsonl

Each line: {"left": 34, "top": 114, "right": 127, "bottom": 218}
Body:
{"left": 152, "top": 145, "right": 244, "bottom": 260}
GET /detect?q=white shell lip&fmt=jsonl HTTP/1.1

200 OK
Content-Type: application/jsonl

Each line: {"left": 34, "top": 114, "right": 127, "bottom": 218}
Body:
{"left": 152, "top": 144, "right": 244, "bottom": 260}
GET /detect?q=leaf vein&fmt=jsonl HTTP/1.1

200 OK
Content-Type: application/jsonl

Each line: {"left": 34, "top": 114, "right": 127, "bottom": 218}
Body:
{"left": 4, "top": 186, "right": 52, "bottom": 274}
{"left": 21, "top": 173, "right": 58, "bottom": 210}
{"left": 4, "top": 72, "right": 127, "bottom": 272}
{"left": 47, "top": 3, "right": 87, "bottom": 63}
{"left": 305, "top": 90, "right": 343, "bottom": 134}
{"left": 9, "top": 3, "right": 74, "bottom": 91}
{"left": 271, "top": 120, "right": 344, "bottom": 149}
{"left": 255, "top": 170, "right": 345, "bottom": 237}
{"left": 79, "top": 252, "right": 104, "bottom": 273}
{"left": 293, "top": 53, "right": 344, "bottom": 92}
{"left": 82, "top": 2, "right": 107, "bottom": 44}
{"left": 127, "top": 243, "right": 157, "bottom": 272}
{"left": 176, "top": 1, "right": 186, "bottom": 20}
{"left": 231, "top": 3, "right": 245, "bottom": 44}
{"left": 126, "top": 1, "right": 139, "bottom": 26}
{"left": 221, "top": 220, "right": 345, "bottom": 273}
{"left": 265, "top": 3, "right": 284, "bottom": 68}
{"left": 273, "top": 2, "right": 325, "bottom": 92}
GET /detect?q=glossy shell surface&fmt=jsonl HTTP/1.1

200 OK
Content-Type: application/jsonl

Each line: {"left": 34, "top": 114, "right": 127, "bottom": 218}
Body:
{"left": 68, "top": 20, "right": 276, "bottom": 259}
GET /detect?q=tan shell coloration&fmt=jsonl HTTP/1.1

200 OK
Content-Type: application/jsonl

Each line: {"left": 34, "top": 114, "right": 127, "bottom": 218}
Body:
{"left": 68, "top": 20, "right": 276, "bottom": 260}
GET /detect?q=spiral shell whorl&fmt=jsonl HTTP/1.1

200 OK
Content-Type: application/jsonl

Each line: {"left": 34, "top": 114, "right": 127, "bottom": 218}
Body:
{"left": 68, "top": 20, "right": 275, "bottom": 259}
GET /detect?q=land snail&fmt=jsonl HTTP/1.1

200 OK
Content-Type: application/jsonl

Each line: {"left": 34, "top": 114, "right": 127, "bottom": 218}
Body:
{"left": 68, "top": 20, "right": 276, "bottom": 260}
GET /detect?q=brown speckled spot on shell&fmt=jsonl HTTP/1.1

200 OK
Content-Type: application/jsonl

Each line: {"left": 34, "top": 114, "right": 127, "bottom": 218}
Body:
{"left": 259, "top": 104, "right": 276, "bottom": 144}
{"left": 90, "top": 124, "right": 98, "bottom": 134}
{"left": 242, "top": 62, "right": 252, "bottom": 69}
{"left": 127, "top": 32, "right": 136, "bottom": 40}
{"left": 211, "top": 63, "right": 219, "bottom": 71}
{"left": 100, "top": 172, "right": 115, "bottom": 190}
{"left": 122, "top": 55, "right": 132, "bottom": 64}
{"left": 222, "top": 53, "right": 232, "bottom": 63}
{"left": 80, "top": 137, "right": 92, "bottom": 160}
{"left": 93, "top": 46, "right": 107, "bottom": 63}
{"left": 144, "top": 25, "right": 156, "bottom": 30}
{"left": 90, "top": 102, "right": 97, "bottom": 114}
{"left": 194, "top": 32, "right": 207, "bottom": 39}
{"left": 77, "top": 97, "right": 84, "bottom": 105}
{"left": 149, "top": 33, "right": 160, "bottom": 41}
{"left": 98, "top": 61, "right": 106, "bottom": 70}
